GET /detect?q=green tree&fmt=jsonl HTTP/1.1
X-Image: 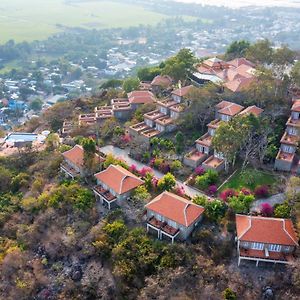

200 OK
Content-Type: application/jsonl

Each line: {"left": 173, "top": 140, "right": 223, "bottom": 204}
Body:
{"left": 291, "top": 61, "right": 300, "bottom": 87}
{"left": 122, "top": 77, "right": 140, "bottom": 93}
{"left": 228, "top": 193, "right": 255, "bottom": 214}
{"left": 225, "top": 40, "right": 251, "bottom": 60}
{"left": 162, "top": 48, "right": 197, "bottom": 82}
{"left": 132, "top": 185, "right": 150, "bottom": 203}
{"left": 82, "top": 138, "right": 97, "bottom": 176}
{"left": 30, "top": 98, "right": 43, "bottom": 111}
{"left": 175, "top": 131, "right": 184, "bottom": 153}
{"left": 137, "top": 66, "right": 161, "bottom": 81}
{"left": 245, "top": 39, "right": 274, "bottom": 64}
{"left": 157, "top": 173, "right": 176, "bottom": 191}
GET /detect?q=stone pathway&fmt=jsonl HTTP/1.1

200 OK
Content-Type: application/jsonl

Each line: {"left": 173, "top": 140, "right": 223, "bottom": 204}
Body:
{"left": 99, "top": 145, "right": 204, "bottom": 199}
{"left": 250, "top": 193, "right": 285, "bottom": 212}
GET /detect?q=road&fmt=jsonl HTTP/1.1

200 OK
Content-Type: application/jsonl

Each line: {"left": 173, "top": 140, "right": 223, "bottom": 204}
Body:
{"left": 99, "top": 145, "right": 204, "bottom": 199}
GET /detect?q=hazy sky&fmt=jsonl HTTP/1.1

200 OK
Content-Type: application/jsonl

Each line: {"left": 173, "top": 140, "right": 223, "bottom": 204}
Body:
{"left": 176, "top": 0, "right": 300, "bottom": 8}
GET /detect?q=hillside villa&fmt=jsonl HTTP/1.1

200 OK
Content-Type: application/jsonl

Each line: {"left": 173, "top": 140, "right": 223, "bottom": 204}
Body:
{"left": 236, "top": 215, "right": 298, "bottom": 266}
{"left": 93, "top": 164, "right": 144, "bottom": 210}
{"left": 61, "top": 145, "right": 103, "bottom": 179}
{"left": 145, "top": 191, "right": 205, "bottom": 243}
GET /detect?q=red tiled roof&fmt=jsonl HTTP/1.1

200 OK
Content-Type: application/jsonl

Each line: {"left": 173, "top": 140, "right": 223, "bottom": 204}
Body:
{"left": 291, "top": 99, "right": 300, "bottom": 112}
{"left": 239, "top": 105, "right": 264, "bottom": 117}
{"left": 236, "top": 215, "right": 298, "bottom": 246}
{"left": 94, "top": 164, "right": 144, "bottom": 195}
{"left": 146, "top": 191, "right": 205, "bottom": 227}
{"left": 172, "top": 85, "right": 193, "bottom": 97}
{"left": 217, "top": 101, "right": 244, "bottom": 116}
{"left": 227, "top": 58, "right": 255, "bottom": 68}
{"left": 224, "top": 77, "right": 255, "bottom": 92}
{"left": 127, "top": 90, "right": 156, "bottom": 104}
{"left": 62, "top": 145, "right": 103, "bottom": 168}
{"left": 151, "top": 75, "right": 173, "bottom": 87}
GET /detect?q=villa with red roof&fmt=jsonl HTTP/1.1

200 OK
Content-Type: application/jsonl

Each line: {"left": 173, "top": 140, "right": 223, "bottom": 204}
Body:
{"left": 61, "top": 145, "right": 103, "bottom": 179}
{"left": 145, "top": 191, "right": 205, "bottom": 243}
{"left": 275, "top": 99, "right": 300, "bottom": 173}
{"left": 236, "top": 215, "right": 298, "bottom": 266}
{"left": 93, "top": 164, "right": 144, "bottom": 210}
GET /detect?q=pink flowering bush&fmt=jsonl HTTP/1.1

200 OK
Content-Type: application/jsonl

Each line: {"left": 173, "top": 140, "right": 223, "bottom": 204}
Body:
{"left": 254, "top": 185, "right": 269, "bottom": 198}
{"left": 151, "top": 177, "right": 158, "bottom": 188}
{"left": 261, "top": 202, "right": 273, "bottom": 217}
{"left": 139, "top": 166, "right": 153, "bottom": 177}
{"left": 220, "top": 188, "right": 237, "bottom": 202}
{"left": 121, "top": 134, "right": 131, "bottom": 143}
{"left": 129, "top": 164, "right": 138, "bottom": 173}
{"left": 159, "top": 162, "right": 171, "bottom": 174}
{"left": 174, "top": 185, "right": 186, "bottom": 197}
{"left": 208, "top": 185, "right": 218, "bottom": 195}
{"left": 195, "top": 166, "right": 205, "bottom": 176}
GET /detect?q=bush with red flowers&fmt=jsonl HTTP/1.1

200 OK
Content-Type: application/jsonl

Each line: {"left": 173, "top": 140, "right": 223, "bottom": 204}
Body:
{"left": 174, "top": 185, "right": 186, "bottom": 197}
{"left": 121, "top": 134, "right": 131, "bottom": 143}
{"left": 260, "top": 202, "right": 273, "bottom": 217}
{"left": 208, "top": 185, "right": 218, "bottom": 195}
{"left": 129, "top": 164, "right": 137, "bottom": 173}
{"left": 219, "top": 188, "right": 237, "bottom": 202}
{"left": 254, "top": 185, "right": 269, "bottom": 198}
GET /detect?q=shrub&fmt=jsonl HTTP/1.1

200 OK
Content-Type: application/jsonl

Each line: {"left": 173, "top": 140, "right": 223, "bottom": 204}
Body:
{"left": 121, "top": 134, "right": 131, "bottom": 143}
{"left": 153, "top": 158, "right": 164, "bottom": 169}
{"left": 157, "top": 173, "right": 176, "bottom": 192}
{"left": 132, "top": 185, "right": 150, "bottom": 203}
{"left": 159, "top": 162, "right": 171, "bottom": 174}
{"left": 274, "top": 202, "right": 291, "bottom": 218}
{"left": 195, "top": 169, "right": 218, "bottom": 191}
{"left": 129, "top": 164, "right": 138, "bottom": 173}
{"left": 228, "top": 193, "right": 255, "bottom": 214}
{"left": 208, "top": 185, "right": 218, "bottom": 195}
{"left": 174, "top": 185, "right": 185, "bottom": 197}
{"left": 139, "top": 167, "right": 153, "bottom": 177}
{"left": 260, "top": 202, "right": 273, "bottom": 217}
{"left": 223, "top": 288, "right": 237, "bottom": 300}
{"left": 254, "top": 185, "right": 269, "bottom": 198}
{"left": 220, "top": 188, "right": 237, "bottom": 202}
{"left": 195, "top": 166, "right": 205, "bottom": 176}
{"left": 170, "top": 160, "right": 182, "bottom": 172}
{"left": 240, "top": 187, "right": 252, "bottom": 195}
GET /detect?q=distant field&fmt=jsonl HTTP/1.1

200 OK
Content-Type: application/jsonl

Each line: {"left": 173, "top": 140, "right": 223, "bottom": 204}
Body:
{"left": 0, "top": 0, "right": 195, "bottom": 43}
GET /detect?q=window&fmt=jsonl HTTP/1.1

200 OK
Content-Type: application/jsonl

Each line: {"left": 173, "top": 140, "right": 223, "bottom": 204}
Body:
{"left": 269, "top": 244, "right": 281, "bottom": 252}
{"left": 252, "top": 242, "right": 264, "bottom": 250}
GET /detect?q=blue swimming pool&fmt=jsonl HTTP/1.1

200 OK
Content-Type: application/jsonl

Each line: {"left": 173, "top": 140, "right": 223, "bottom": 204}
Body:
{"left": 5, "top": 133, "right": 39, "bottom": 143}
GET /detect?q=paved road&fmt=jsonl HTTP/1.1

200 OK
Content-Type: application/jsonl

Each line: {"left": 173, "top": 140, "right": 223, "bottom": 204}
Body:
{"left": 100, "top": 145, "right": 204, "bottom": 199}
{"left": 251, "top": 193, "right": 285, "bottom": 212}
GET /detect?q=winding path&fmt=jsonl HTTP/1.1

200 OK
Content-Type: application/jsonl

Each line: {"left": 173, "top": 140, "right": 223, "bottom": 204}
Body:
{"left": 99, "top": 145, "right": 204, "bottom": 199}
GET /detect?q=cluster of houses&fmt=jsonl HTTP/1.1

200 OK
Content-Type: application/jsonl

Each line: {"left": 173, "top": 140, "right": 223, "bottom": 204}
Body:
{"left": 129, "top": 84, "right": 192, "bottom": 143}
{"left": 275, "top": 99, "right": 300, "bottom": 174}
{"left": 184, "top": 100, "right": 264, "bottom": 171}
{"left": 192, "top": 57, "right": 257, "bottom": 92}
{"left": 60, "top": 144, "right": 298, "bottom": 267}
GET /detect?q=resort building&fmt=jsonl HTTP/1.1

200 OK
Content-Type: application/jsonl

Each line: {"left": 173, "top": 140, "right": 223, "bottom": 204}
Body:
{"left": 145, "top": 191, "right": 205, "bottom": 243}
{"left": 93, "top": 164, "right": 144, "bottom": 210}
{"left": 236, "top": 215, "right": 298, "bottom": 266}
{"left": 61, "top": 145, "right": 103, "bottom": 179}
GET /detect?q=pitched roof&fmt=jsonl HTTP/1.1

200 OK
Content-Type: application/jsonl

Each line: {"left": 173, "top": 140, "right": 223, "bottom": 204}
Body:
{"left": 291, "top": 99, "right": 300, "bottom": 112}
{"left": 94, "top": 164, "right": 144, "bottom": 194}
{"left": 236, "top": 215, "right": 298, "bottom": 246}
{"left": 151, "top": 75, "right": 173, "bottom": 87}
{"left": 217, "top": 101, "right": 244, "bottom": 116}
{"left": 239, "top": 105, "right": 264, "bottom": 117}
{"left": 172, "top": 85, "right": 193, "bottom": 97}
{"left": 62, "top": 145, "right": 102, "bottom": 168}
{"left": 127, "top": 90, "right": 156, "bottom": 104}
{"left": 146, "top": 191, "right": 205, "bottom": 227}
{"left": 227, "top": 58, "right": 255, "bottom": 68}
{"left": 224, "top": 77, "right": 255, "bottom": 92}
